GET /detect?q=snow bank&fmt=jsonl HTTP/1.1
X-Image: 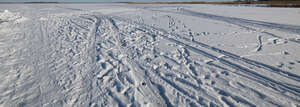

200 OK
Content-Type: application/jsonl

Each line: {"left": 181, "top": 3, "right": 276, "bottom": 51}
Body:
{"left": 0, "top": 10, "right": 27, "bottom": 23}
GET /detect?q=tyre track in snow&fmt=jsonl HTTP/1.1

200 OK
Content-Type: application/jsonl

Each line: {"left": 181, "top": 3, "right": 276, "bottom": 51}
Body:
{"left": 111, "top": 16, "right": 300, "bottom": 106}
{"left": 159, "top": 25, "right": 300, "bottom": 98}
{"left": 104, "top": 18, "right": 216, "bottom": 106}
{"left": 83, "top": 15, "right": 102, "bottom": 106}
{"left": 0, "top": 13, "right": 66, "bottom": 106}
{"left": 166, "top": 28, "right": 300, "bottom": 88}
{"left": 179, "top": 8, "right": 300, "bottom": 34}
{"left": 114, "top": 15, "right": 300, "bottom": 85}
{"left": 46, "top": 9, "right": 221, "bottom": 107}
{"left": 118, "top": 13, "right": 300, "bottom": 83}
{"left": 150, "top": 8, "right": 300, "bottom": 45}
{"left": 39, "top": 14, "right": 104, "bottom": 106}
{"left": 107, "top": 17, "right": 258, "bottom": 106}
{"left": 153, "top": 28, "right": 300, "bottom": 104}
{"left": 0, "top": 19, "right": 34, "bottom": 106}
{"left": 138, "top": 10, "right": 299, "bottom": 82}
{"left": 35, "top": 18, "right": 61, "bottom": 107}
{"left": 2, "top": 5, "right": 299, "bottom": 106}
{"left": 166, "top": 30, "right": 300, "bottom": 83}
{"left": 84, "top": 14, "right": 219, "bottom": 106}
{"left": 78, "top": 15, "right": 168, "bottom": 106}
{"left": 91, "top": 17, "right": 135, "bottom": 106}
{"left": 106, "top": 17, "right": 167, "bottom": 107}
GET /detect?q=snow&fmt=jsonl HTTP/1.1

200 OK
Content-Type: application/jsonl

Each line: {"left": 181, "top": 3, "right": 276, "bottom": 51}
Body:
{"left": 0, "top": 3, "right": 300, "bottom": 107}
{"left": 0, "top": 9, "right": 27, "bottom": 23}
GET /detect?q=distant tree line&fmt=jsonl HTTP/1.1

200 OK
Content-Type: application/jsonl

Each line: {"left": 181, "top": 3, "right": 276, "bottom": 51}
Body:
{"left": 235, "top": 0, "right": 300, "bottom": 1}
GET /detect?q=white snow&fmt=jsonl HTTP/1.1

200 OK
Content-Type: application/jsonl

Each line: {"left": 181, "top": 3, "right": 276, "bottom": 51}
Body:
{"left": 0, "top": 9, "right": 27, "bottom": 23}
{"left": 0, "top": 3, "right": 300, "bottom": 107}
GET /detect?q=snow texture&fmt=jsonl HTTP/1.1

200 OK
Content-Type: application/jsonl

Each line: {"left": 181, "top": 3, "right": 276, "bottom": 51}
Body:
{"left": 0, "top": 4, "right": 300, "bottom": 107}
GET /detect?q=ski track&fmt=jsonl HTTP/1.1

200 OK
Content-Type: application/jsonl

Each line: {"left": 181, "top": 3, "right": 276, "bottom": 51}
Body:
{"left": 112, "top": 16, "right": 300, "bottom": 101}
{"left": 150, "top": 8, "right": 300, "bottom": 44}
{"left": 0, "top": 4, "right": 300, "bottom": 107}
{"left": 180, "top": 9, "right": 300, "bottom": 34}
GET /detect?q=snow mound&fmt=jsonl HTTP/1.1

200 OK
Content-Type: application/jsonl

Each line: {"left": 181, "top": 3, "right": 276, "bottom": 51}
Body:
{"left": 0, "top": 10, "right": 27, "bottom": 23}
{"left": 39, "top": 17, "right": 48, "bottom": 21}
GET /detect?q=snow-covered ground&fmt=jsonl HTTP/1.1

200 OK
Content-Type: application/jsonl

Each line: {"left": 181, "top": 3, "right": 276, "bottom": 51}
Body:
{"left": 0, "top": 3, "right": 300, "bottom": 107}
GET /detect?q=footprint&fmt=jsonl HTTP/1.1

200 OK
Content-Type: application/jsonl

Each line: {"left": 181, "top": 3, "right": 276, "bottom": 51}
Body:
{"left": 221, "top": 71, "right": 229, "bottom": 76}
{"left": 17, "top": 102, "right": 26, "bottom": 107}
{"left": 276, "top": 62, "right": 284, "bottom": 68}
{"left": 164, "top": 62, "right": 172, "bottom": 70}
{"left": 289, "top": 62, "right": 295, "bottom": 65}
{"left": 144, "top": 57, "right": 152, "bottom": 63}
{"left": 101, "top": 62, "right": 107, "bottom": 69}
{"left": 268, "top": 38, "right": 288, "bottom": 45}
{"left": 282, "top": 51, "right": 289, "bottom": 55}
{"left": 189, "top": 32, "right": 193, "bottom": 36}
{"left": 204, "top": 75, "right": 210, "bottom": 79}
{"left": 287, "top": 66, "right": 293, "bottom": 70}
{"left": 211, "top": 81, "right": 216, "bottom": 85}
{"left": 277, "top": 61, "right": 297, "bottom": 70}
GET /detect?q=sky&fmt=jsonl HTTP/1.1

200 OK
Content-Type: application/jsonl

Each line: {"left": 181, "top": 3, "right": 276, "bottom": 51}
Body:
{"left": 0, "top": 0, "right": 230, "bottom": 2}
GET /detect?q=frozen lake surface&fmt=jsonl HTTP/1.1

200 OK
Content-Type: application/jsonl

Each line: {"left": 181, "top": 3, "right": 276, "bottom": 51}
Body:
{"left": 0, "top": 3, "right": 300, "bottom": 107}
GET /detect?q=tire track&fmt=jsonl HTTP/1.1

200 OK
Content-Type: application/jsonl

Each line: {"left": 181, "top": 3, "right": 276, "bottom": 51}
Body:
{"left": 113, "top": 15, "right": 300, "bottom": 83}
{"left": 2, "top": 5, "right": 298, "bottom": 107}
{"left": 111, "top": 16, "right": 300, "bottom": 105}
{"left": 179, "top": 8, "right": 300, "bottom": 35}
{"left": 149, "top": 8, "right": 300, "bottom": 45}
{"left": 144, "top": 9, "right": 300, "bottom": 82}
{"left": 103, "top": 16, "right": 221, "bottom": 106}
{"left": 106, "top": 17, "right": 167, "bottom": 107}
{"left": 106, "top": 17, "right": 229, "bottom": 107}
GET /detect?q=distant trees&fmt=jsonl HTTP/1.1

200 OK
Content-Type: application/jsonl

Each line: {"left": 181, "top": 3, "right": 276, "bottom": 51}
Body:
{"left": 237, "top": 0, "right": 300, "bottom": 1}
{"left": 256, "top": 0, "right": 300, "bottom": 1}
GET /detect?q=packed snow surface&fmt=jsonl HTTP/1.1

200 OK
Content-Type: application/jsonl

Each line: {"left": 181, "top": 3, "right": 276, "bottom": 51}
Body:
{"left": 0, "top": 4, "right": 300, "bottom": 107}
